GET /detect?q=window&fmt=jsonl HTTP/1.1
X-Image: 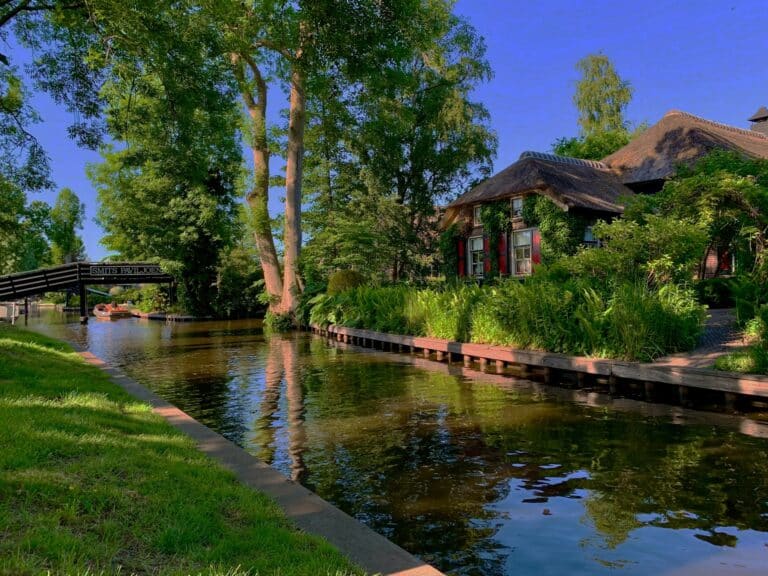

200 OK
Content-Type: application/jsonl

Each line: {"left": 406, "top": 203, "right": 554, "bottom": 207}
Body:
{"left": 583, "top": 226, "right": 598, "bottom": 248}
{"left": 468, "top": 236, "right": 484, "bottom": 278}
{"left": 473, "top": 205, "right": 482, "bottom": 226}
{"left": 512, "top": 229, "right": 532, "bottom": 275}
{"left": 511, "top": 197, "right": 523, "bottom": 218}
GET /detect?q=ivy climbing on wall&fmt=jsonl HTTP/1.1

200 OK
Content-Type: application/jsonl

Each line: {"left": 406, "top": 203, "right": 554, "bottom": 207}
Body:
{"left": 439, "top": 223, "right": 462, "bottom": 279}
{"left": 480, "top": 201, "right": 511, "bottom": 279}
{"left": 522, "top": 195, "right": 591, "bottom": 265}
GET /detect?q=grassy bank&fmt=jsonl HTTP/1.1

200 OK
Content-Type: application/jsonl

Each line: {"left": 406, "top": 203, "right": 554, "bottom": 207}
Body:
{"left": 0, "top": 325, "right": 361, "bottom": 576}
{"left": 309, "top": 279, "right": 706, "bottom": 362}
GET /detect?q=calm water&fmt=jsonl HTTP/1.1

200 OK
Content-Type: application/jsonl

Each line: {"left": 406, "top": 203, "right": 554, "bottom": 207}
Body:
{"left": 24, "top": 312, "right": 768, "bottom": 575}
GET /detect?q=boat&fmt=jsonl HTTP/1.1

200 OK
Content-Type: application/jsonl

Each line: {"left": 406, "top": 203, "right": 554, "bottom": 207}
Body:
{"left": 93, "top": 303, "right": 133, "bottom": 320}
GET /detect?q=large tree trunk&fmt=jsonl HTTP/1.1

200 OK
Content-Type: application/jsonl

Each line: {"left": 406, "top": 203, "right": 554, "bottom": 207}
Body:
{"left": 231, "top": 53, "right": 283, "bottom": 309}
{"left": 279, "top": 65, "right": 306, "bottom": 315}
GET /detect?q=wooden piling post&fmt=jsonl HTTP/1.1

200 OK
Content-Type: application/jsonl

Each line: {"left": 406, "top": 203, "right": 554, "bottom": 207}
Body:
{"left": 463, "top": 355, "right": 471, "bottom": 368}
{"left": 644, "top": 381, "right": 655, "bottom": 401}
{"left": 496, "top": 360, "right": 505, "bottom": 374}
{"left": 422, "top": 348, "right": 430, "bottom": 359}
{"left": 678, "top": 385, "right": 689, "bottom": 407}
{"left": 543, "top": 367, "right": 553, "bottom": 384}
{"left": 479, "top": 358, "right": 488, "bottom": 371}
{"left": 608, "top": 374, "right": 618, "bottom": 395}
{"left": 724, "top": 392, "right": 737, "bottom": 412}
{"left": 436, "top": 351, "right": 445, "bottom": 362}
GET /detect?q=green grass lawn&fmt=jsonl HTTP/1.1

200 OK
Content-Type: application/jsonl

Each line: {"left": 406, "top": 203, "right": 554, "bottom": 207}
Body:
{"left": 0, "top": 324, "right": 362, "bottom": 576}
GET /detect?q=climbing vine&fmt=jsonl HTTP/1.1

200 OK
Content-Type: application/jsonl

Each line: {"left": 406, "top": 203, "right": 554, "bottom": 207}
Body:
{"left": 522, "top": 195, "right": 590, "bottom": 265}
{"left": 480, "top": 201, "right": 511, "bottom": 279}
{"left": 439, "top": 223, "right": 462, "bottom": 279}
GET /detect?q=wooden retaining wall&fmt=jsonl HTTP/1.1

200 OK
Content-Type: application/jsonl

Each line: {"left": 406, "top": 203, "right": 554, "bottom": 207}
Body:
{"left": 311, "top": 324, "right": 768, "bottom": 410}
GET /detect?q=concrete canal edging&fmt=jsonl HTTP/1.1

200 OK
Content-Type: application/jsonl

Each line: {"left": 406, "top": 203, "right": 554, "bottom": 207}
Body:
{"left": 312, "top": 324, "right": 768, "bottom": 410}
{"left": 75, "top": 349, "right": 444, "bottom": 576}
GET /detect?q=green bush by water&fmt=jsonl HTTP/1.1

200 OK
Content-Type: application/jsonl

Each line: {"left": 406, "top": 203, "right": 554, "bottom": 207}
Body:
{"left": 310, "top": 279, "right": 706, "bottom": 362}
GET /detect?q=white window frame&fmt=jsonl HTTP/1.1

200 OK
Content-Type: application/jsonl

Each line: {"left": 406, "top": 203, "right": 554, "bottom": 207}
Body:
{"left": 511, "top": 228, "right": 533, "bottom": 276}
{"left": 473, "top": 205, "right": 482, "bottom": 227}
{"left": 511, "top": 197, "right": 523, "bottom": 219}
{"left": 468, "top": 236, "right": 484, "bottom": 278}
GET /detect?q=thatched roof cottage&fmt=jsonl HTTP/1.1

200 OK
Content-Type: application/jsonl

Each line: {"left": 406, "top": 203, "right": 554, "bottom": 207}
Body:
{"left": 446, "top": 108, "right": 768, "bottom": 279}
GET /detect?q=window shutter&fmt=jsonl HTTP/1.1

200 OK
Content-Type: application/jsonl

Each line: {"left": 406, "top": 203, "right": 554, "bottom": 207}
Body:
{"left": 498, "top": 234, "right": 508, "bottom": 275}
{"left": 457, "top": 238, "right": 466, "bottom": 277}
{"left": 532, "top": 228, "right": 542, "bottom": 266}
{"left": 483, "top": 236, "right": 491, "bottom": 274}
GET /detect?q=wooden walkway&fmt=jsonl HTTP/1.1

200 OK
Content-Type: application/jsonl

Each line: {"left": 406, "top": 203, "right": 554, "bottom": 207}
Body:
{"left": 311, "top": 324, "right": 768, "bottom": 410}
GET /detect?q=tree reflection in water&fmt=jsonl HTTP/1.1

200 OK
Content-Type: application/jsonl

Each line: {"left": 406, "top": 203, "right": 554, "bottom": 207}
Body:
{"left": 23, "top": 316, "right": 768, "bottom": 576}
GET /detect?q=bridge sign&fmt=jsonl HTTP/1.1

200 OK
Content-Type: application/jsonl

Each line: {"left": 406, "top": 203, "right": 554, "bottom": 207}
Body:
{"left": 89, "top": 265, "right": 163, "bottom": 277}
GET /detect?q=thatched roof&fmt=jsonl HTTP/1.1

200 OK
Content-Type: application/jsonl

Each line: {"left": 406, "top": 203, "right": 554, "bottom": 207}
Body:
{"left": 603, "top": 110, "right": 768, "bottom": 184}
{"left": 443, "top": 151, "right": 633, "bottom": 227}
{"left": 748, "top": 106, "right": 768, "bottom": 122}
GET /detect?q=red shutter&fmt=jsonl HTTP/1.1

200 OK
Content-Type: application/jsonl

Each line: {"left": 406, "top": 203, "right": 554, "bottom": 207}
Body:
{"left": 457, "top": 238, "right": 466, "bottom": 277}
{"left": 532, "top": 228, "right": 542, "bottom": 266}
{"left": 483, "top": 236, "right": 491, "bottom": 274}
{"left": 498, "top": 234, "right": 508, "bottom": 275}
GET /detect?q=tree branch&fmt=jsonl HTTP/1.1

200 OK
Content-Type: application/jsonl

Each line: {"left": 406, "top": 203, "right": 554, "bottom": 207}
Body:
{"left": 1, "top": 0, "right": 84, "bottom": 30}
{"left": 253, "top": 38, "right": 294, "bottom": 61}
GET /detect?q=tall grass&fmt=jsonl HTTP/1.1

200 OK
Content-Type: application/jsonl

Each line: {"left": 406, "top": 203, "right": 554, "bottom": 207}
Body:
{"left": 310, "top": 279, "right": 706, "bottom": 362}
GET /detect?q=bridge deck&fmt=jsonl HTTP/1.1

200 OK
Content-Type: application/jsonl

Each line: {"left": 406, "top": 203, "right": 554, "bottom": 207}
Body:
{"left": 0, "top": 262, "right": 174, "bottom": 302}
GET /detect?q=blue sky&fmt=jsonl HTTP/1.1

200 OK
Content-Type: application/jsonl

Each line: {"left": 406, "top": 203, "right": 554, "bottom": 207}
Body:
{"left": 8, "top": 0, "right": 768, "bottom": 260}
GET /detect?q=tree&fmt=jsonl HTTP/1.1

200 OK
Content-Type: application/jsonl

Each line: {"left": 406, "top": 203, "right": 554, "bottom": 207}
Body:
{"left": 301, "top": 7, "right": 496, "bottom": 282}
{"left": 552, "top": 53, "right": 635, "bottom": 160}
{"left": 49, "top": 187, "right": 85, "bottom": 263}
{"left": 0, "top": 61, "right": 52, "bottom": 273}
{"left": 90, "top": 68, "right": 242, "bottom": 315}
{"left": 573, "top": 53, "right": 632, "bottom": 137}
{"left": 225, "top": 0, "right": 454, "bottom": 317}
{"left": 639, "top": 151, "right": 768, "bottom": 278}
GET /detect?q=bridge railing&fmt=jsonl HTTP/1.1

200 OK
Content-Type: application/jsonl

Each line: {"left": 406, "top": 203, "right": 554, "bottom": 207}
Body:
{"left": 0, "top": 262, "right": 174, "bottom": 302}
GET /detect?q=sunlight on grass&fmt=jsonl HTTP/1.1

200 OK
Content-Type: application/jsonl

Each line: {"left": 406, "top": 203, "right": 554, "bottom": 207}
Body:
{"left": 0, "top": 325, "right": 364, "bottom": 576}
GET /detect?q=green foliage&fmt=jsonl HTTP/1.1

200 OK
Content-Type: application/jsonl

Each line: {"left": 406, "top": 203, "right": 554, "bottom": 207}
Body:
{"left": 0, "top": 325, "right": 361, "bottom": 575}
{"left": 90, "top": 70, "right": 242, "bottom": 316}
{"left": 327, "top": 270, "right": 367, "bottom": 295}
{"left": 480, "top": 201, "right": 509, "bottom": 278}
{"left": 552, "top": 129, "right": 632, "bottom": 160}
{"left": 696, "top": 277, "right": 736, "bottom": 308}
{"left": 49, "top": 187, "right": 86, "bottom": 264}
{"left": 439, "top": 223, "right": 462, "bottom": 279}
{"left": 646, "top": 151, "right": 768, "bottom": 277}
{"left": 264, "top": 311, "right": 295, "bottom": 333}
{"left": 714, "top": 347, "right": 768, "bottom": 374}
{"left": 301, "top": 5, "right": 496, "bottom": 283}
{"left": 215, "top": 208, "right": 265, "bottom": 318}
{"left": 561, "top": 215, "right": 708, "bottom": 286}
{"left": 522, "top": 195, "right": 590, "bottom": 264}
{"left": 310, "top": 279, "right": 705, "bottom": 361}
{"left": 573, "top": 53, "right": 633, "bottom": 136}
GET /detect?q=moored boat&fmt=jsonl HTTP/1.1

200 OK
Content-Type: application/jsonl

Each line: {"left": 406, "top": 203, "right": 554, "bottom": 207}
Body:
{"left": 93, "top": 303, "right": 133, "bottom": 320}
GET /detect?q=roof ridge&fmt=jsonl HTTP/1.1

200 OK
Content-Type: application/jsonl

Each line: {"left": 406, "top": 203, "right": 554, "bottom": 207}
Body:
{"left": 519, "top": 150, "right": 609, "bottom": 170}
{"left": 663, "top": 109, "right": 768, "bottom": 141}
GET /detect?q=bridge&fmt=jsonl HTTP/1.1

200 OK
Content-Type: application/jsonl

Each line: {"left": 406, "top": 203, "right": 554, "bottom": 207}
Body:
{"left": 0, "top": 262, "right": 174, "bottom": 324}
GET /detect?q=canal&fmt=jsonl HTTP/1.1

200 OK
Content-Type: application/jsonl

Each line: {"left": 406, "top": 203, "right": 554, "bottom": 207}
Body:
{"left": 25, "top": 313, "right": 768, "bottom": 576}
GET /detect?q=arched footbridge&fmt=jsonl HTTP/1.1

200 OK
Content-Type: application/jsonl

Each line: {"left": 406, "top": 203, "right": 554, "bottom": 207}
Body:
{"left": 0, "top": 262, "right": 173, "bottom": 324}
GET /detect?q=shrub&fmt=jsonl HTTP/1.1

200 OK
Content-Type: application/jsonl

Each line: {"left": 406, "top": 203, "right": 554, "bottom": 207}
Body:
{"left": 327, "top": 270, "right": 368, "bottom": 295}
{"left": 264, "top": 311, "right": 294, "bottom": 332}
{"left": 695, "top": 277, "right": 736, "bottom": 308}
{"left": 714, "top": 347, "right": 768, "bottom": 374}
{"left": 308, "top": 279, "right": 706, "bottom": 361}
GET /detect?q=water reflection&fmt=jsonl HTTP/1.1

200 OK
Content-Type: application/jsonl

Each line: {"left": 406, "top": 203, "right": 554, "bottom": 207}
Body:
{"left": 24, "top": 313, "right": 768, "bottom": 576}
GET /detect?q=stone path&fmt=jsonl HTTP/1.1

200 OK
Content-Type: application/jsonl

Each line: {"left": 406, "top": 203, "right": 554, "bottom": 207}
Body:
{"left": 654, "top": 308, "right": 746, "bottom": 368}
